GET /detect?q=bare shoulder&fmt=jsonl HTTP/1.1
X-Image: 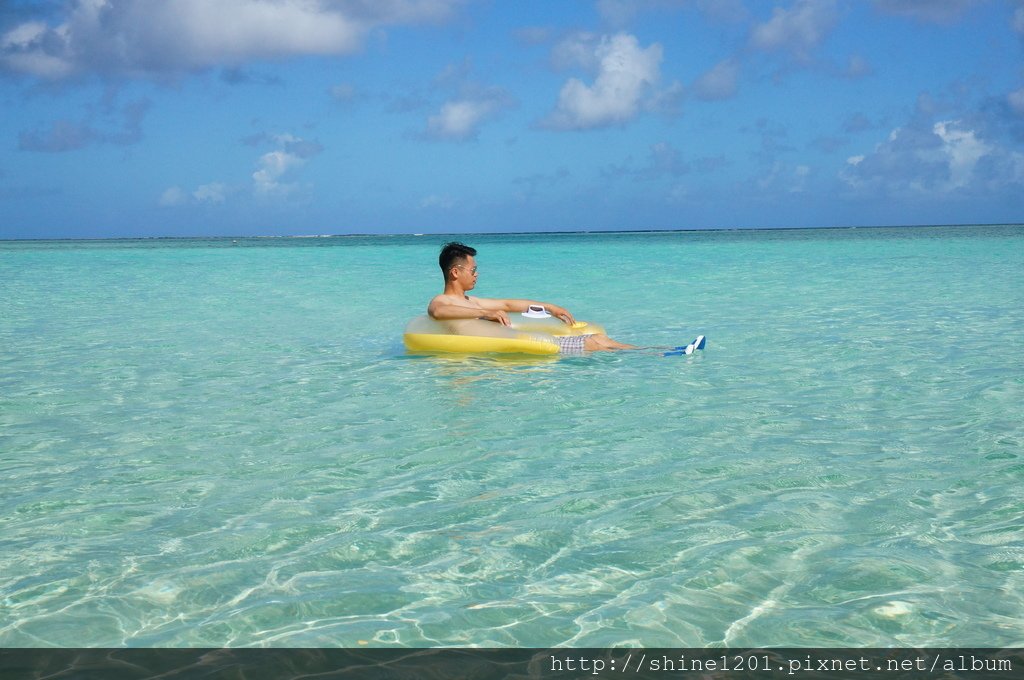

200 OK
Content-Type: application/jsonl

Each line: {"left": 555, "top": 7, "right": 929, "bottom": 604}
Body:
{"left": 429, "top": 293, "right": 454, "bottom": 306}
{"left": 427, "top": 292, "right": 473, "bottom": 316}
{"left": 427, "top": 293, "right": 455, "bottom": 311}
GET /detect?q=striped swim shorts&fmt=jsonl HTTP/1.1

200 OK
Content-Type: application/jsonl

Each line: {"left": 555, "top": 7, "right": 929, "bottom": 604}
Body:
{"left": 553, "top": 334, "right": 592, "bottom": 354}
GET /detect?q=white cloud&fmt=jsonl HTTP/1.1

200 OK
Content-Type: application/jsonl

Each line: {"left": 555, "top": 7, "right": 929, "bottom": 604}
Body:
{"left": 0, "top": 0, "right": 465, "bottom": 79}
{"left": 193, "top": 182, "right": 227, "bottom": 204}
{"left": 1, "top": 21, "right": 73, "bottom": 78}
{"left": 418, "top": 59, "right": 514, "bottom": 141}
{"left": 424, "top": 91, "right": 511, "bottom": 141}
{"left": 1, "top": 20, "right": 75, "bottom": 78}
{"left": 0, "top": 21, "right": 49, "bottom": 49}
{"left": 932, "top": 121, "right": 992, "bottom": 189}
{"left": 253, "top": 150, "right": 304, "bottom": 196}
{"left": 550, "top": 32, "right": 601, "bottom": 71}
{"left": 693, "top": 58, "right": 739, "bottom": 101}
{"left": 270, "top": 133, "right": 323, "bottom": 158}
{"left": 750, "top": 0, "right": 838, "bottom": 61}
{"left": 1015, "top": 6, "right": 1024, "bottom": 34}
{"left": 841, "top": 119, "right": 1022, "bottom": 196}
{"left": 250, "top": 132, "right": 322, "bottom": 196}
{"left": 426, "top": 100, "right": 491, "bottom": 140}
{"left": 159, "top": 186, "right": 187, "bottom": 207}
{"left": 545, "top": 33, "right": 663, "bottom": 130}
{"left": 159, "top": 182, "right": 229, "bottom": 206}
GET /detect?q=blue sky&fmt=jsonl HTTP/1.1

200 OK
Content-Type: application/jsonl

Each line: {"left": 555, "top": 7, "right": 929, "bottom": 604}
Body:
{"left": 1, "top": 0, "right": 1022, "bottom": 239}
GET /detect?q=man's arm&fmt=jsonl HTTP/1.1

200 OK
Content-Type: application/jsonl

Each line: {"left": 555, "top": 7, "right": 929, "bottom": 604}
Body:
{"left": 427, "top": 295, "right": 576, "bottom": 326}
{"left": 474, "top": 297, "right": 576, "bottom": 325}
{"left": 427, "top": 296, "right": 511, "bottom": 325}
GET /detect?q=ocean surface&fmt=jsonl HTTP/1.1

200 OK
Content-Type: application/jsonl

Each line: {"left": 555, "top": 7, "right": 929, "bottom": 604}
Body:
{"left": 1, "top": 225, "right": 1022, "bottom": 647}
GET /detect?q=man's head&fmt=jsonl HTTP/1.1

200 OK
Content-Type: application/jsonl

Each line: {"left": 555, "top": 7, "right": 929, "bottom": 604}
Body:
{"left": 439, "top": 242, "right": 477, "bottom": 285}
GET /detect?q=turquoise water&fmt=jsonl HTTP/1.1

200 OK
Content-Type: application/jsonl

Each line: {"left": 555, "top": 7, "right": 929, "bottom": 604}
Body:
{"left": 1, "top": 225, "right": 1022, "bottom": 647}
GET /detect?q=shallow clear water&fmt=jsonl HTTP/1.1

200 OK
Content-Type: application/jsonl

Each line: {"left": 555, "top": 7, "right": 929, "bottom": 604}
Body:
{"left": 1, "top": 226, "right": 1022, "bottom": 647}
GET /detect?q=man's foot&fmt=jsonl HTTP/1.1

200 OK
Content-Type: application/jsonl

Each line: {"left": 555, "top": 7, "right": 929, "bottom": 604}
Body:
{"left": 664, "top": 343, "right": 695, "bottom": 357}
{"left": 672, "top": 336, "right": 706, "bottom": 352}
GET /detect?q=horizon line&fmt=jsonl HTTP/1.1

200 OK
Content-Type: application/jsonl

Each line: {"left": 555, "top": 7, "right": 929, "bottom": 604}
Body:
{"left": 2, "top": 222, "right": 1022, "bottom": 243}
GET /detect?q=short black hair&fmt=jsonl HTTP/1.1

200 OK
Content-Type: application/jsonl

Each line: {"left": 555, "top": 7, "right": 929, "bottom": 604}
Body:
{"left": 439, "top": 242, "right": 476, "bottom": 281}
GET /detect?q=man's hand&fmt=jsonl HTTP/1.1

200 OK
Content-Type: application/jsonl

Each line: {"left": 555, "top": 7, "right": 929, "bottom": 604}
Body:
{"left": 484, "top": 309, "right": 511, "bottom": 326}
{"left": 548, "top": 305, "right": 576, "bottom": 325}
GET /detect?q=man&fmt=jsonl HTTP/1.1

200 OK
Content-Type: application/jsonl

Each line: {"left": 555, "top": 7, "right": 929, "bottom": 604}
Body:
{"left": 428, "top": 242, "right": 702, "bottom": 354}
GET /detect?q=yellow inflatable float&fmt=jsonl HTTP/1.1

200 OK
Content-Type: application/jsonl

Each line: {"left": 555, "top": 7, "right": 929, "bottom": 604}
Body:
{"left": 404, "top": 305, "right": 606, "bottom": 355}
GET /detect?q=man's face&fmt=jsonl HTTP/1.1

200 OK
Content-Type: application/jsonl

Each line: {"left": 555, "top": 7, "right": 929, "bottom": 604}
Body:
{"left": 452, "top": 255, "right": 478, "bottom": 290}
